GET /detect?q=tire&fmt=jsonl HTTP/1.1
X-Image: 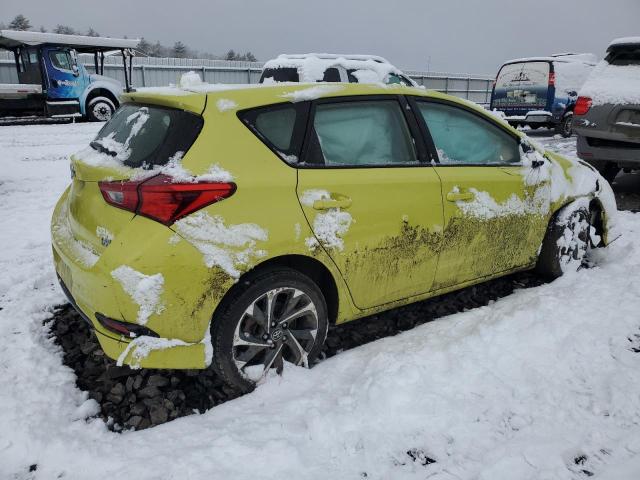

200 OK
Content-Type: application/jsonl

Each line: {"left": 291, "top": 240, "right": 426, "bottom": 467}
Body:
{"left": 596, "top": 163, "right": 620, "bottom": 184}
{"left": 536, "top": 203, "right": 591, "bottom": 279}
{"left": 555, "top": 114, "right": 573, "bottom": 138}
{"left": 87, "top": 96, "right": 116, "bottom": 122}
{"left": 210, "top": 268, "right": 329, "bottom": 392}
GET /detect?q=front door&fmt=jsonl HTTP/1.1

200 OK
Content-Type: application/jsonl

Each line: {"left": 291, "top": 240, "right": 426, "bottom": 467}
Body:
{"left": 43, "top": 47, "right": 85, "bottom": 100}
{"left": 413, "top": 99, "right": 549, "bottom": 290}
{"left": 297, "top": 96, "right": 444, "bottom": 310}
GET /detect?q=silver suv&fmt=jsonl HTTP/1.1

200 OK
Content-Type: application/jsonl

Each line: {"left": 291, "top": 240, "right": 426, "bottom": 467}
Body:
{"left": 574, "top": 37, "right": 640, "bottom": 182}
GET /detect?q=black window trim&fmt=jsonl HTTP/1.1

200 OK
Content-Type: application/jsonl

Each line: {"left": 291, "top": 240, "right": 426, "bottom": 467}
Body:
{"left": 298, "top": 94, "right": 431, "bottom": 170}
{"left": 237, "top": 101, "right": 310, "bottom": 167}
{"left": 407, "top": 95, "right": 525, "bottom": 168}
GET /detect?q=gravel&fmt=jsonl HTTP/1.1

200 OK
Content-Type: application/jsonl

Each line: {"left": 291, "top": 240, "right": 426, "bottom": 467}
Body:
{"left": 47, "top": 270, "right": 545, "bottom": 432}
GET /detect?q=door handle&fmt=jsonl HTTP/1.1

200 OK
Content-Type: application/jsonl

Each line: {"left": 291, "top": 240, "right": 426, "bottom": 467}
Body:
{"left": 446, "top": 191, "right": 475, "bottom": 202}
{"left": 313, "top": 197, "right": 352, "bottom": 210}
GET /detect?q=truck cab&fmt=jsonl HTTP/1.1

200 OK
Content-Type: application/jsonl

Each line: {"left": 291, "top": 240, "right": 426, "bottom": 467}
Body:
{"left": 490, "top": 54, "right": 596, "bottom": 137}
{"left": 0, "top": 30, "right": 139, "bottom": 122}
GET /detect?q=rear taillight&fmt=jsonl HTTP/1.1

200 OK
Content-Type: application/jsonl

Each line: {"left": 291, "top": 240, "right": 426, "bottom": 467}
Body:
{"left": 99, "top": 174, "right": 236, "bottom": 225}
{"left": 548, "top": 72, "right": 556, "bottom": 87}
{"left": 574, "top": 96, "right": 593, "bottom": 116}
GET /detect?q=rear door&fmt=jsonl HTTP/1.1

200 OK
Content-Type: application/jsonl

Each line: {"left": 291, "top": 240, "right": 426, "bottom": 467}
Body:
{"left": 412, "top": 99, "right": 548, "bottom": 289}
{"left": 296, "top": 95, "right": 444, "bottom": 309}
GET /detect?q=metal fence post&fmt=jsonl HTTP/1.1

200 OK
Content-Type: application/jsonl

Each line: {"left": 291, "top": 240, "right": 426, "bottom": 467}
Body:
{"left": 467, "top": 77, "right": 471, "bottom": 100}
{"left": 141, "top": 64, "right": 146, "bottom": 87}
{"left": 202, "top": 65, "right": 206, "bottom": 83}
{"left": 444, "top": 77, "right": 449, "bottom": 94}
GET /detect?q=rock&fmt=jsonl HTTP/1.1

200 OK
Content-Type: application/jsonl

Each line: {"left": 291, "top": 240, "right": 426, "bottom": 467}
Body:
{"left": 170, "top": 376, "right": 181, "bottom": 388}
{"left": 125, "top": 415, "right": 143, "bottom": 429}
{"left": 107, "top": 366, "right": 133, "bottom": 379}
{"left": 149, "top": 404, "right": 168, "bottom": 425}
{"left": 130, "top": 402, "right": 146, "bottom": 417}
{"left": 125, "top": 376, "right": 135, "bottom": 392}
{"left": 146, "top": 374, "right": 170, "bottom": 388}
{"left": 132, "top": 375, "right": 144, "bottom": 391}
{"left": 138, "top": 386, "right": 161, "bottom": 399}
{"left": 106, "top": 383, "right": 125, "bottom": 404}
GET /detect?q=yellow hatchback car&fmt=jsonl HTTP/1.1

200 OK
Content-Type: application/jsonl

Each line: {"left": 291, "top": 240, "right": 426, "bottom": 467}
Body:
{"left": 51, "top": 82, "right": 617, "bottom": 391}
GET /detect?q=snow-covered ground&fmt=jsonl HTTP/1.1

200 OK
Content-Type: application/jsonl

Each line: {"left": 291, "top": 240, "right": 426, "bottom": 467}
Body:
{"left": 1, "top": 123, "right": 639, "bottom": 480}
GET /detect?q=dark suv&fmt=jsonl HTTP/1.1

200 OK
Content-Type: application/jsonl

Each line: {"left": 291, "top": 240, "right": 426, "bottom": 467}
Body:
{"left": 574, "top": 37, "right": 640, "bottom": 182}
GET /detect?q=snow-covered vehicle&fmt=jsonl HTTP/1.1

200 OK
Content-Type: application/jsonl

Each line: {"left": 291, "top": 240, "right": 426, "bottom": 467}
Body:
{"left": 574, "top": 37, "right": 640, "bottom": 183}
{"left": 0, "top": 30, "right": 138, "bottom": 122}
{"left": 259, "top": 53, "right": 417, "bottom": 86}
{"left": 490, "top": 54, "right": 596, "bottom": 137}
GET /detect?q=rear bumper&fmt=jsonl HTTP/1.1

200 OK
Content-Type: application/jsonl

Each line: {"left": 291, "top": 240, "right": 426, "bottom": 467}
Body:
{"left": 576, "top": 133, "right": 640, "bottom": 168}
{"left": 504, "top": 111, "right": 555, "bottom": 125}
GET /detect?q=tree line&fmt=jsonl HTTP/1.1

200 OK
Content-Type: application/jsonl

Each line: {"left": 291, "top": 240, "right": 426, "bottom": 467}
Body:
{"left": 2, "top": 14, "right": 258, "bottom": 61}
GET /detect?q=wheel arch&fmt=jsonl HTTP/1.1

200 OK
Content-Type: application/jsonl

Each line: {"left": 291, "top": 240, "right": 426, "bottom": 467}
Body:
{"left": 212, "top": 254, "right": 341, "bottom": 326}
{"left": 80, "top": 85, "right": 120, "bottom": 115}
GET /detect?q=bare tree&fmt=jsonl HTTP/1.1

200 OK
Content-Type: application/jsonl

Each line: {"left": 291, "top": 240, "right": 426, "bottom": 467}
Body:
{"left": 53, "top": 25, "right": 76, "bottom": 35}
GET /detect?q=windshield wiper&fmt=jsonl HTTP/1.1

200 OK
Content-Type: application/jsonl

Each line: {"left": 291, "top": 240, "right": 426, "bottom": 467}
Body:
{"left": 90, "top": 140, "right": 117, "bottom": 157}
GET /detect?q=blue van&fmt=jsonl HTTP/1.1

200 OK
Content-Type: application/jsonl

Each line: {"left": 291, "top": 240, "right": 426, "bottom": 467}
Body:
{"left": 490, "top": 54, "right": 596, "bottom": 137}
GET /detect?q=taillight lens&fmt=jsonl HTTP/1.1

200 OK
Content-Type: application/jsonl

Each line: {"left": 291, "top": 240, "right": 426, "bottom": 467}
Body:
{"left": 548, "top": 72, "right": 556, "bottom": 87}
{"left": 99, "top": 174, "right": 236, "bottom": 225}
{"left": 574, "top": 96, "right": 593, "bottom": 116}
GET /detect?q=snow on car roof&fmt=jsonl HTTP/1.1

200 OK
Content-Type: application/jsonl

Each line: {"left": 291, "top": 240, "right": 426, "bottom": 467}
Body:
{"left": 0, "top": 29, "right": 139, "bottom": 52}
{"left": 501, "top": 53, "right": 597, "bottom": 66}
{"left": 608, "top": 36, "right": 640, "bottom": 49}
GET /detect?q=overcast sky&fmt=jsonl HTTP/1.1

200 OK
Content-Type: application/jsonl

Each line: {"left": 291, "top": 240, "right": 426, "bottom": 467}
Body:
{"left": 2, "top": 0, "right": 639, "bottom": 74}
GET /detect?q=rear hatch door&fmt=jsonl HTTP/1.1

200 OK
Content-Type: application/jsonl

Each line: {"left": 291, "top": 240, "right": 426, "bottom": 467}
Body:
{"left": 492, "top": 61, "right": 550, "bottom": 115}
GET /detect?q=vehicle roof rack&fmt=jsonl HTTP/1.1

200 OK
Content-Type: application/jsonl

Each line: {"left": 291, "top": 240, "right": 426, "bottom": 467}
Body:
{"left": 0, "top": 30, "right": 139, "bottom": 53}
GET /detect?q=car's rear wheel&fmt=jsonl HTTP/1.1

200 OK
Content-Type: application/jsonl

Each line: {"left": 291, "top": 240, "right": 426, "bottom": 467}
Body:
{"left": 536, "top": 203, "right": 591, "bottom": 279}
{"left": 210, "top": 268, "right": 329, "bottom": 392}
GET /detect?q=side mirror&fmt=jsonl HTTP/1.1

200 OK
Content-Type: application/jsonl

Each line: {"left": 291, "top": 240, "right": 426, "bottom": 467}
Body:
{"left": 567, "top": 90, "right": 578, "bottom": 97}
{"left": 72, "top": 64, "right": 80, "bottom": 76}
{"left": 521, "top": 140, "right": 533, "bottom": 153}
{"left": 531, "top": 159, "right": 545, "bottom": 168}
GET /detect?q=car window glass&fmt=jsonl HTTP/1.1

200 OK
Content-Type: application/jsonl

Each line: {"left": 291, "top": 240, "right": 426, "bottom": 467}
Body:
{"left": 606, "top": 47, "right": 640, "bottom": 66}
{"left": 311, "top": 100, "right": 416, "bottom": 166}
{"left": 346, "top": 69, "right": 358, "bottom": 83}
{"left": 254, "top": 106, "right": 297, "bottom": 151}
{"left": 322, "top": 68, "right": 341, "bottom": 82}
{"left": 260, "top": 68, "right": 300, "bottom": 83}
{"left": 50, "top": 51, "right": 72, "bottom": 71}
{"left": 387, "top": 73, "right": 412, "bottom": 86}
{"left": 417, "top": 102, "right": 520, "bottom": 165}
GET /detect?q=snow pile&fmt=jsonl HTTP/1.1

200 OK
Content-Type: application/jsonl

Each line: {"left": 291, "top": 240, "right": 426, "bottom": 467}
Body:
{"left": 580, "top": 61, "right": 640, "bottom": 106}
{"left": 555, "top": 197, "right": 591, "bottom": 272}
{"left": 110, "top": 266, "right": 165, "bottom": 326}
{"left": 300, "top": 189, "right": 353, "bottom": 251}
{"left": 172, "top": 212, "right": 268, "bottom": 278}
{"left": 281, "top": 84, "right": 344, "bottom": 102}
{"left": 178, "top": 71, "right": 205, "bottom": 88}
{"left": 216, "top": 98, "right": 238, "bottom": 112}
{"left": 51, "top": 199, "right": 99, "bottom": 268}
{"left": 116, "top": 336, "right": 190, "bottom": 368}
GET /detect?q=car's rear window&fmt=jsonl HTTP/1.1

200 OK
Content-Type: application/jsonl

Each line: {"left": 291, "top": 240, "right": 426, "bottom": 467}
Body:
{"left": 606, "top": 46, "right": 640, "bottom": 66}
{"left": 90, "top": 104, "right": 203, "bottom": 168}
{"left": 260, "top": 67, "right": 300, "bottom": 83}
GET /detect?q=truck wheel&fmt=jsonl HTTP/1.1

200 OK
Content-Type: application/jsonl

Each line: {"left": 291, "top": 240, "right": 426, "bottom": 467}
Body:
{"left": 536, "top": 203, "right": 590, "bottom": 279}
{"left": 87, "top": 97, "right": 116, "bottom": 122}
{"left": 556, "top": 114, "right": 573, "bottom": 138}
{"left": 210, "top": 268, "right": 329, "bottom": 392}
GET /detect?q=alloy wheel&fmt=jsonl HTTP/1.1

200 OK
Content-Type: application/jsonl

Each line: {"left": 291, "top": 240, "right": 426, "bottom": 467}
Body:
{"left": 232, "top": 287, "right": 319, "bottom": 382}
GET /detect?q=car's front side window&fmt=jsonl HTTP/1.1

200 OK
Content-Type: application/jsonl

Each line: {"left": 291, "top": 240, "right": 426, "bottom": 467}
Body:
{"left": 417, "top": 102, "right": 520, "bottom": 165}
{"left": 307, "top": 100, "right": 417, "bottom": 167}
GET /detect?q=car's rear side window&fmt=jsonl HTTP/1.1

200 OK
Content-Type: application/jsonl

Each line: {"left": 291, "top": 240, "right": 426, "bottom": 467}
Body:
{"left": 239, "top": 104, "right": 306, "bottom": 163}
{"left": 606, "top": 46, "right": 640, "bottom": 66}
{"left": 91, "top": 104, "right": 203, "bottom": 168}
{"left": 306, "top": 100, "right": 417, "bottom": 166}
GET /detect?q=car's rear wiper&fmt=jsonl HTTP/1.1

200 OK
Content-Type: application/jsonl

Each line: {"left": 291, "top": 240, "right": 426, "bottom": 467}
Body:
{"left": 90, "top": 140, "right": 117, "bottom": 157}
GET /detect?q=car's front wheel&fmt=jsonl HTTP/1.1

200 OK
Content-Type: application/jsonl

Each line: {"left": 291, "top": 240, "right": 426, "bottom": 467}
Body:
{"left": 210, "top": 268, "right": 329, "bottom": 392}
{"left": 536, "top": 202, "right": 591, "bottom": 279}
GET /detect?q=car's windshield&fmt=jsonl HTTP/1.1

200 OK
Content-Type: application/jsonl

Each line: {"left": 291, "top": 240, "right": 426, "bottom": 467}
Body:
{"left": 91, "top": 104, "right": 203, "bottom": 168}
